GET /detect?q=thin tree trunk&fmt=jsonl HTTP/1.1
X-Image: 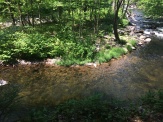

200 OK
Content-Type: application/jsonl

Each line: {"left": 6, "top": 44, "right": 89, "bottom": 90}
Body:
{"left": 113, "top": 0, "right": 124, "bottom": 42}
{"left": 113, "top": 9, "right": 120, "bottom": 41}
{"left": 25, "top": 0, "right": 32, "bottom": 25}
{"left": 6, "top": 0, "right": 16, "bottom": 25}
{"left": 17, "top": 1, "right": 24, "bottom": 26}
{"left": 123, "top": 0, "right": 130, "bottom": 18}
{"left": 38, "top": 0, "right": 42, "bottom": 25}
{"left": 30, "top": 0, "right": 34, "bottom": 27}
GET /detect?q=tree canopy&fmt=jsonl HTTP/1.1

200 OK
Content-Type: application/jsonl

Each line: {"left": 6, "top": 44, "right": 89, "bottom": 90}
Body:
{"left": 2, "top": 0, "right": 159, "bottom": 65}
{"left": 138, "top": 0, "right": 163, "bottom": 17}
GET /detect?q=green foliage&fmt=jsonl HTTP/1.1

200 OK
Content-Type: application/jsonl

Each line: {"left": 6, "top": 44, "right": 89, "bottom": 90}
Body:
{"left": 122, "top": 19, "right": 129, "bottom": 27}
{"left": 28, "top": 90, "right": 163, "bottom": 121}
{"left": 142, "top": 90, "right": 163, "bottom": 112}
{"left": 128, "top": 40, "right": 137, "bottom": 47}
{"left": 105, "top": 44, "right": 111, "bottom": 49}
{"left": 119, "top": 19, "right": 129, "bottom": 27}
{"left": 119, "top": 39, "right": 127, "bottom": 45}
{"left": 96, "top": 47, "right": 126, "bottom": 63}
{"left": 30, "top": 95, "right": 131, "bottom": 122}
{"left": 13, "top": 32, "right": 61, "bottom": 59}
{"left": 138, "top": 0, "right": 163, "bottom": 17}
{"left": 0, "top": 29, "right": 63, "bottom": 62}
{"left": 1, "top": 87, "right": 163, "bottom": 121}
{"left": 0, "top": 0, "right": 133, "bottom": 65}
{"left": 126, "top": 45, "right": 132, "bottom": 52}
{"left": 109, "top": 47, "right": 126, "bottom": 58}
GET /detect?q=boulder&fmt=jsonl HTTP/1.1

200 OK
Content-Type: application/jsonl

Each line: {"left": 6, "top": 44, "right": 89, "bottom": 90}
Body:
{"left": 139, "top": 35, "right": 146, "bottom": 40}
{"left": 144, "top": 38, "right": 151, "bottom": 43}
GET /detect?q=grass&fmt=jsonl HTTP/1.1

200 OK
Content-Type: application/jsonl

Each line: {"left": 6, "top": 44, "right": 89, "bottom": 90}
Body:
{"left": 96, "top": 47, "right": 127, "bottom": 63}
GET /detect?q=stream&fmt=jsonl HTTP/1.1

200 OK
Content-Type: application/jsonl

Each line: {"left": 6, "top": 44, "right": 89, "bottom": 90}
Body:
{"left": 0, "top": 8, "right": 163, "bottom": 120}
{"left": 0, "top": 37, "right": 163, "bottom": 105}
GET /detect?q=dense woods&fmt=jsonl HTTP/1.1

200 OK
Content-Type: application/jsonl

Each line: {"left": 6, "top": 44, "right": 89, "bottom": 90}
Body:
{"left": 0, "top": 0, "right": 134, "bottom": 65}
{"left": 137, "top": 0, "right": 163, "bottom": 17}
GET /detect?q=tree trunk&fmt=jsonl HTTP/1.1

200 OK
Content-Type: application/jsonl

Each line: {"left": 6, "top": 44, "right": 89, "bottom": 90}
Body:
{"left": 123, "top": 0, "right": 130, "bottom": 18}
{"left": 38, "top": 0, "right": 42, "bottom": 25}
{"left": 30, "top": 0, "right": 34, "bottom": 27}
{"left": 17, "top": 1, "right": 24, "bottom": 26}
{"left": 113, "top": 0, "right": 124, "bottom": 42}
{"left": 113, "top": 9, "right": 120, "bottom": 41}
{"left": 6, "top": 0, "right": 16, "bottom": 25}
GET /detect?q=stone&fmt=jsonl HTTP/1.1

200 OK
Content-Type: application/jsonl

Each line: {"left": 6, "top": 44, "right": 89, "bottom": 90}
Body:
{"left": 138, "top": 42, "right": 143, "bottom": 45}
{"left": 132, "top": 46, "right": 136, "bottom": 50}
{"left": 144, "top": 38, "right": 151, "bottom": 42}
{"left": 139, "top": 35, "right": 146, "bottom": 40}
{"left": 103, "top": 35, "right": 110, "bottom": 39}
{"left": 85, "top": 63, "right": 97, "bottom": 67}
{"left": 0, "top": 79, "right": 8, "bottom": 86}
{"left": 134, "top": 30, "right": 144, "bottom": 33}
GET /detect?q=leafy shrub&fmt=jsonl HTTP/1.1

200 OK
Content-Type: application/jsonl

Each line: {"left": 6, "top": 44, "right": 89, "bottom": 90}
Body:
{"left": 128, "top": 40, "right": 137, "bottom": 47}
{"left": 122, "top": 19, "right": 129, "bottom": 27}
{"left": 126, "top": 45, "right": 132, "bottom": 52}
{"left": 96, "top": 47, "right": 126, "bottom": 63}
{"left": 0, "top": 30, "right": 64, "bottom": 62}
{"left": 109, "top": 47, "right": 126, "bottom": 58}
{"left": 13, "top": 32, "right": 63, "bottom": 60}
{"left": 30, "top": 95, "right": 130, "bottom": 122}
{"left": 105, "top": 44, "right": 111, "bottom": 49}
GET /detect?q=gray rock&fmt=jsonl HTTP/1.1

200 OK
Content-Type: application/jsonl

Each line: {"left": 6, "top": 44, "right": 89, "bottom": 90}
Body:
{"left": 138, "top": 42, "right": 143, "bottom": 45}
{"left": 139, "top": 35, "right": 146, "bottom": 40}
{"left": 103, "top": 35, "right": 110, "bottom": 39}
{"left": 85, "top": 63, "right": 97, "bottom": 67}
{"left": 132, "top": 46, "right": 136, "bottom": 50}
{"left": 0, "top": 79, "right": 8, "bottom": 86}
{"left": 144, "top": 38, "right": 151, "bottom": 42}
